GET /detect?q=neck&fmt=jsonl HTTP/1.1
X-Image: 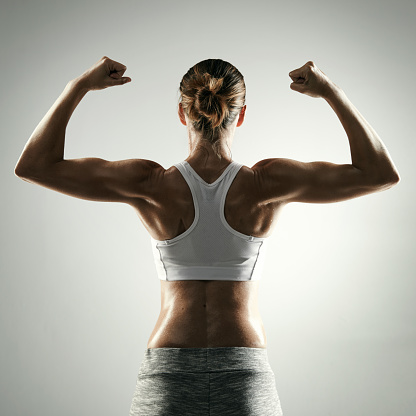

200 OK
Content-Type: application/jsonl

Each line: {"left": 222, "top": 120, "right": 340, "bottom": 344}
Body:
{"left": 186, "top": 126, "right": 235, "bottom": 166}
{"left": 187, "top": 139, "right": 232, "bottom": 164}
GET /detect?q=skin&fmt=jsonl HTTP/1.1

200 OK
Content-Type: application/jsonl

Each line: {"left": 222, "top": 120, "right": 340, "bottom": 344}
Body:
{"left": 15, "top": 57, "right": 400, "bottom": 349}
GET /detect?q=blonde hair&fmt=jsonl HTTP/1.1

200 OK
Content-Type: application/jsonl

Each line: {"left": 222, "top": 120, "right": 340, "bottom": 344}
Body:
{"left": 179, "top": 59, "right": 246, "bottom": 157}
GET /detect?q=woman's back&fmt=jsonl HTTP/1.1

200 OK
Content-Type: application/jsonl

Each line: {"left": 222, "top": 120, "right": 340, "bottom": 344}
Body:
{"left": 129, "top": 158, "right": 283, "bottom": 348}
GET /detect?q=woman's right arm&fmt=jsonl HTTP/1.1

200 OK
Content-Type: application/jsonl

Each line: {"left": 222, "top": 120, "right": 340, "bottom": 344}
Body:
{"left": 254, "top": 61, "right": 400, "bottom": 204}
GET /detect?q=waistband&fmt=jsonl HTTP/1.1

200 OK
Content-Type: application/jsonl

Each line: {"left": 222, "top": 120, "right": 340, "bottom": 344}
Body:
{"left": 138, "top": 347, "right": 273, "bottom": 374}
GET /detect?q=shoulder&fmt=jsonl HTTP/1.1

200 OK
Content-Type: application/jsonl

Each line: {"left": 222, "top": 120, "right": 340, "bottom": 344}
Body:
{"left": 252, "top": 158, "right": 305, "bottom": 174}
{"left": 128, "top": 159, "right": 165, "bottom": 176}
{"left": 147, "top": 162, "right": 194, "bottom": 202}
{"left": 251, "top": 158, "right": 313, "bottom": 184}
{"left": 113, "top": 159, "right": 166, "bottom": 200}
{"left": 130, "top": 159, "right": 167, "bottom": 182}
{"left": 249, "top": 158, "right": 309, "bottom": 204}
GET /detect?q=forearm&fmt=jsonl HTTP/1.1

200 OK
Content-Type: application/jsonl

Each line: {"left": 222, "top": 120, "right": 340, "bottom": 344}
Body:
{"left": 324, "top": 85, "right": 400, "bottom": 183}
{"left": 15, "top": 77, "right": 88, "bottom": 175}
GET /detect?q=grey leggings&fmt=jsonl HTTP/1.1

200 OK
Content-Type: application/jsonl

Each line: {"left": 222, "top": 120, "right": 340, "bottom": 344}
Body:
{"left": 129, "top": 347, "right": 283, "bottom": 416}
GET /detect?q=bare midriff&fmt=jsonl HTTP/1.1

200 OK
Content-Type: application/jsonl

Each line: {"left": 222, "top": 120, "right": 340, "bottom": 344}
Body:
{"left": 146, "top": 280, "right": 267, "bottom": 349}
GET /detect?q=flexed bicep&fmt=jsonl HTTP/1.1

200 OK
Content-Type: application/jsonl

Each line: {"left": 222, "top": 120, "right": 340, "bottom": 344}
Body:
{"left": 254, "top": 158, "right": 396, "bottom": 204}
{"left": 284, "top": 161, "right": 384, "bottom": 203}
{"left": 17, "top": 158, "right": 164, "bottom": 204}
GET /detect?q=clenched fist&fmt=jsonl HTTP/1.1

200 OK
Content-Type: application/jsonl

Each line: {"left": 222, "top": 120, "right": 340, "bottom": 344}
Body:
{"left": 78, "top": 56, "right": 132, "bottom": 91}
{"left": 289, "top": 61, "right": 335, "bottom": 98}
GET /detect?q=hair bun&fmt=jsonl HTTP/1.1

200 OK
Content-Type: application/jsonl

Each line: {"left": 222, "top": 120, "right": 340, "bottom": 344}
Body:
{"left": 193, "top": 72, "right": 228, "bottom": 128}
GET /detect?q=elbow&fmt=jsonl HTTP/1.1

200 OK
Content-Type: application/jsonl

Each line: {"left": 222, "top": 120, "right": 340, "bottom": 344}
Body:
{"left": 390, "top": 170, "right": 401, "bottom": 186}
{"left": 14, "top": 162, "right": 27, "bottom": 179}
{"left": 359, "top": 164, "right": 401, "bottom": 191}
{"left": 385, "top": 166, "right": 401, "bottom": 187}
{"left": 14, "top": 162, "right": 36, "bottom": 180}
{"left": 372, "top": 169, "right": 400, "bottom": 190}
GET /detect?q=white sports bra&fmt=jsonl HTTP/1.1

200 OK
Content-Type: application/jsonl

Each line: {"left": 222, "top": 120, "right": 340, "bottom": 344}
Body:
{"left": 150, "top": 160, "right": 268, "bottom": 281}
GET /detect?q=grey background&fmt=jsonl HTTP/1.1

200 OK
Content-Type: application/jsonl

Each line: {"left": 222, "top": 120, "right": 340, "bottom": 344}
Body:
{"left": 1, "top": 0, "right": 414, "bottom": 415}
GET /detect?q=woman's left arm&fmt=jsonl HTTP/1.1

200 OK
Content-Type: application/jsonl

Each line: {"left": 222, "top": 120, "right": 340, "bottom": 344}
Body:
{"left": 14, "top": 57, "right": 163, "bottom": 203}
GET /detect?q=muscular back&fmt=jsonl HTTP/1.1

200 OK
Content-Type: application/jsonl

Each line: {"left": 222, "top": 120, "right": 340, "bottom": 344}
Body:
{"left": 129, "top": 162, "right": 285, "bottom": 242}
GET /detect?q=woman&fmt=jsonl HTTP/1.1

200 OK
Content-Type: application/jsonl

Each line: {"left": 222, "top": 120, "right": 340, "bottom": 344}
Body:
{"left": 15, "top": 56, "right": 400, "bottom": 416}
